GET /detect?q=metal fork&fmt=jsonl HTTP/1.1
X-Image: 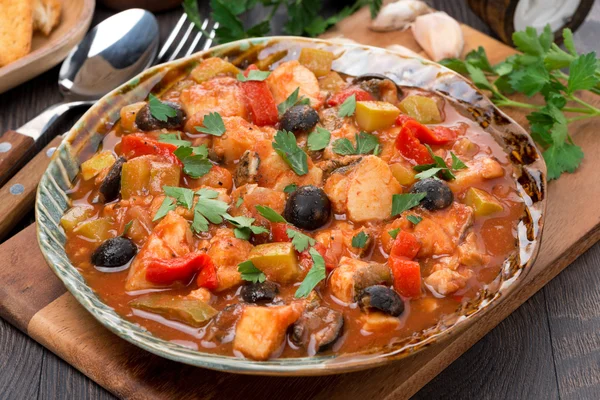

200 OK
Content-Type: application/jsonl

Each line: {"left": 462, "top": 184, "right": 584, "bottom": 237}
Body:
{"left": 156, "top": 14, "right": 220, "bottom": 64}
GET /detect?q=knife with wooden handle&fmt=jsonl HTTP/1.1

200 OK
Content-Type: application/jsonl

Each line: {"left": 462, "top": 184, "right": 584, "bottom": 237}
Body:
{"left": 0, "top": 101, "right": 92, "bottom": 187}
{"left": 0, "top": 136, "right": 64, "bottom": 241}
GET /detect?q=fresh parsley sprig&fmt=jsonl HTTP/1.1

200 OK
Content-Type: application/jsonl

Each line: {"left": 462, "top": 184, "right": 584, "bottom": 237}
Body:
{"left": 195, "top": 112, "right": 226, "bottom": 136}
{"left": 183, "top": 0, "right": 383, "bottom": 45}
{"left": 441, "top": 25, "right": 600, "bottom": 180}
{"left": 148, "top": 94, "right": 177, "bottom": 122}
{"left": 272, "top": 130, "right": 309, "bottom": 176}
{"left": 413, "top": 146, "right": 467, "bottom": 181}
{"left": 294, "top": 247, "right": 326, "bottom": 298}
{"left": 238, "top": 260, "right": 266, "bottom": 283}
{"left": 278, "top": 87, "right": 310, "bottom": 115}
{"left": 332, "top": 132, "right": 380, "bottom": 156}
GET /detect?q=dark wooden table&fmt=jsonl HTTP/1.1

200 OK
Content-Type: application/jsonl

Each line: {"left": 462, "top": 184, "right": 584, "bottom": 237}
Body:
{"left": 1, "top": 1, "right": 599, "bottom": 399}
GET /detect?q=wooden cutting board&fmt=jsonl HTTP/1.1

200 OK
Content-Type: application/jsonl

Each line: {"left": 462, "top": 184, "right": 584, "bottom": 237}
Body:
{"left": 1, "top": 7, "right": 599, "bottom": 400}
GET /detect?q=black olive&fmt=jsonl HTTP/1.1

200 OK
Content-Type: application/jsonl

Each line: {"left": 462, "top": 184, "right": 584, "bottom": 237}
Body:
{"left": 240, "top": 281, "right": 279, "bottom": 303}
{"left": 283, "top": 185, "right": 331, "bottom": 230}
{"left": 357, "top": 285, "right": 405, "bottom": 317}
{"left": 99, "top": 156, "right": 125, "bottom": 203}
{"left": 291, "top": 306, "right": 344, "bottom": 353}
{"left": 410, "top": 178, "right": 454, "bottom": 211}
{"left": 91, "top": 236, "right": 137, "bottom": 268}
{"left": 280, "top": 105, "right": 319, "bottom": 134}
{"left": 135, "top": 101, "right": 185, "bottom": 131}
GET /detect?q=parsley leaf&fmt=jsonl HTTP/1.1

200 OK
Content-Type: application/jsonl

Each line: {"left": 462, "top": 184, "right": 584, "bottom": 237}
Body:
{"left": 237, "top": 70, "right": 271, "bottom": 82}
{"left": 148, "top": 94, "right": 177, "bottom": 122}
{"left": 235, "top": 197, "right": 244, "bottom": 207}
{"left": 238, "top": 260, "right": 266, "bottom": 284}
{"left": 255, "top": 205, "right": 286, "bottom": 223}
{"left": 388, "top": 228, "right": 400, "bottom": 239}
{"left": 287, "top": 229, "right": 316, "bottom": 252}
{"left": 451, "top": 153, "right": 467, "bottom": 170}
{"left": 225, "top": 214, "right": 269, "bottom": 240}
{"left": 122, "top": 220, "right": 134, "bottom": 236}
{"left": 391, "top": 193, "right": 427, "bottom": 216}
{"left": 567, "top": 52, "right": 599, "bottom": 94}
{"left": 159, "top": 133, "right": 191, "bottom": 147}
{"left": 283, "top": 184, "right": 298, "bottom": 193}
{"left": 191, "top": 189, "right": 229, "bottom": 233}
{"left": 332, "top": 132, "right": 380, "bottom": 156}
{"left": 153, "top": 197, "right": 175, "bottom": 221}
{"left": 163, "top": 186, "right": 195, "bottom": 209}
{"left": 272, "top": 130, "right": 309, "bottom": 176}
{"left": 338, "top": 94, "right": 356, "bottom": 117}
{"left": 307, "top": 127, "right": 331, "bottom": 151}
{"left": 277, "top": 87, "right": 310, "bottom": 115}
{"left": 174, "top": 145, "right": 213, "bottom": 179}
{"left": 196, "top": 112, "right": 226, "bottom": 136}
{"left": 407, "top": 215, "right": 423, "bottom": 225}
{"left": 351, "top": 231, "right": 369, "bottom": 248}
{"left": 294, "top": 247, "right": 326, "bottom": 298}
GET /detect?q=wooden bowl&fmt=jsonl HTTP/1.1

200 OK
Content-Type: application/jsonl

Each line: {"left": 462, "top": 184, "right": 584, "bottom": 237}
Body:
{"left": 35, "top": 37, "right": 547, "bottom": 375}
{"left": 0, "top": 0, "right": 95, "bottom": 94}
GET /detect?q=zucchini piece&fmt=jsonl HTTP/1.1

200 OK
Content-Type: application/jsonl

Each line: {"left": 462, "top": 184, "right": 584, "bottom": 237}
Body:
{"left": 80, "top": 151, "right": 116, "bottom": 181}
{"left": 464, "top": 187, "right": 504, "bottom": 216}
{"left": 60, "top": 206, "right": 93, "bottom": 233}
{"left": 148, "top": 162, "right": 181, "bottom": 195}
{"left": 73, "top": 217, "right": 114, "bottom": 242}
{"left": 120, "top": 157, "right": 152, "bottom": 199}
{"left": 249, "top": 242, "right": 300, "bottom": 283}
{"left": 319, "top": 71, "right": 345, "bottom": 92}
{"left": 190, "top": 57, "right": 240, "bottom": 83}
{"left": 298, "top": 48, "right": 334, "bottom": 77}
{"left": 355, "top": 101, "right": 400, "bottom": 132}
{"left": 130, "top": 294, "right": 217, "bottom": 327}
{"left": 390, "top": 163, "right": 416, "bottom": 186}
{"left": 398, "top": 95, "right": 443, "bottom": 124}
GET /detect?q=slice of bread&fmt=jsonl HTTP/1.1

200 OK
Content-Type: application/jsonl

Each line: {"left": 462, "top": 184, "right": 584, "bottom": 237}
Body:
{"left": 33, "top": 0, "right": 61, "bottom": 36}
{"left": 0, "top": 0, "right": 33, "bottom": 67}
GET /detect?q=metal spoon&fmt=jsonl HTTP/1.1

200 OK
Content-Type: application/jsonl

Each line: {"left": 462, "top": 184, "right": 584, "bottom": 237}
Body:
{"left": 0, "top": 9, "right": 159, "bottom": 186}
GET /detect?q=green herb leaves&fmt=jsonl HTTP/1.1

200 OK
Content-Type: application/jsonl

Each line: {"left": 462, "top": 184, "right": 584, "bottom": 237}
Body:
{"left": 440, "top": 26, "right": 600, "bottom": 180}
{"left": 338, "top": 94, "right": 356, "bottom": 117}
{"left": 192, "top": 189, "right": 229, "bottom": 233}
{"left": 159, "top": 133, "right": 191, "bottom": 147}
{"left": 225, "top": 215, "right": 269, "bottom": 240}
{"left": 277, "top": 87, "right": 310, "bottom": 115}
{"left": 152, "top": 197, "right": 175, "bottom": 221}
{"left": 238, "top": 260, "right": 266, "bottom": 283}
{"left": 272, "top": 130, "right": 309, "bottom": 176}
{"left": 237, "top": 70, "right": 271, "bottom": 82}
{"left": 307, "top": 127, "right": 331, "bottom": 151}
{"left": 294, "top": 247, "right": 326, "bottom": 298}
{"left": 406, "top": 215, "right": 422, "bottom": 225}
{"left": 174, "top": 146, "right": 213, "bottom": 179}
{"left": 196, "top": 112, "right": 226, "bottom": 136}
{"left": 391, "top": 193, "right": 427, "bottom": 216}
{"left": 413, "top": 146, "right": 467, "bottom": 181}
{"left": 388, "top": 228, "right": 400, "bottom": 239}
{"left": 148, "top": 94, "right": 177, "bottom": 122}
{"left": 332, "top": 132, "right": 380, "bottom": 156}
{"left": 255, "top": 205, "right": 286, "bottom": 223}
{"left": 351, "top": 231, "right": 369, "bottom": 248}
{"left": 287, "top": 229, "right": 316, "bottom": 252}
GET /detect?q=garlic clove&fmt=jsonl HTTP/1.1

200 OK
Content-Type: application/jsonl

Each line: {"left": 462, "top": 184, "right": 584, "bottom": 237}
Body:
{"left": 411, "top": 12, "right": 464, "bottom": 61}
{"left": 369, "top": 0, "right": 431, "bottom": 32}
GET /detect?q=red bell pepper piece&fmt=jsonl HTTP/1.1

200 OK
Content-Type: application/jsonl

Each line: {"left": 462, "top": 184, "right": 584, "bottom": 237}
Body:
{"left": 270, "top": 222, "right": 292, "bottom": 243}
{"left": 395, "top": 120, "right": 434, "bottom": 165}
{"left": 120, "top": 134, "right": 181, "bottom": 165}
{"left": 396, "top": 114, "right": 459, "bottom": 145}
{"left": 146, "top": 252, "right": 212, "bottom": 285}
{"left": 388, "top": 231, "right": 422, "bottom": 298}
{"left": 389, "top": 257, "right": 422, "bottom": 298}
{"left": 196, "top": 258, "right": 218, "bottom": 290}
{"left": 240, "top": 64, "right": 279, "bottom": 126}
{"left": 299, "top": 242, "right": 337, "bottom": 272}
{"left": 327, "top": 86, "right": 374, "bottom": 106}
{"left": 395, "top": 114, "right": 416, "bottom": 127}
{"left": 390, "top": 230, "right": 420, "bottom": 259}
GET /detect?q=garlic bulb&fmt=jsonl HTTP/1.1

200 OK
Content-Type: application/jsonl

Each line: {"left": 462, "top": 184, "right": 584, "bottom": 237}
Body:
{"left": 386, "top": 44, "right": 424, "bottom": 59}
{"left": 370, "top": 0, "right": 431, "bottom": 32}
{"left": 411, "top": 12, "right": 464, "bottom": 61}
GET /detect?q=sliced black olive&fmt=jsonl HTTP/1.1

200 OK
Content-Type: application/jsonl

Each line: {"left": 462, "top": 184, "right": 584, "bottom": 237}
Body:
{"left": 283, "top": 185, "right": 331, "bottom": 230}
{"left": 135, "top": 101, "right": 185, "bottom": 131}
{"left": 357, "top": 285, "right": 405, "bottom": 317}
{"left": 410, "top": 178, "right": 454, "bottom": 211}
{"left": 240, "top": 281, "right": 279, "bottom": 303}
{"left": 280, "top": 105, "right": 319, "bottom": 134}
{"left": 291, "top": 306, "right": 344, "bottom": 353}
{"left": 91, "top": 236, "right": 137, "bottom": 268}
{"left": 99, "top": 156, "right": 125, "bottom": 202}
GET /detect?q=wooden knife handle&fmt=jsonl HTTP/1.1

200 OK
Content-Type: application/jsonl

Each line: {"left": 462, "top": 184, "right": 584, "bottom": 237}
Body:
{"left": 0, "top": 130, "right": 36, "bottom": 187}
{"left": 0, "top": 136, "right": 63, "bottom": 242}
